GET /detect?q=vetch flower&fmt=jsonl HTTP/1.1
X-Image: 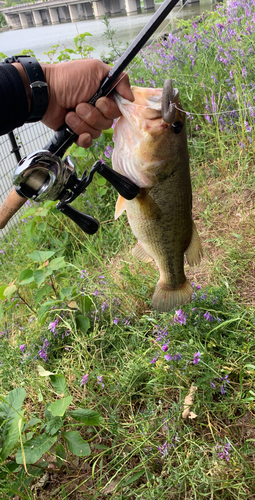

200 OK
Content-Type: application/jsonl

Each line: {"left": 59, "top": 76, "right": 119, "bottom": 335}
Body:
{"left": 150, "top": 357, "right": 158, "bottom": 364}
{"left": 216, "top": 442, "right": 231, "bottom": 461}
{"left": 48, "top": 317, "right": 59, "bottom": 333}
{"left": 164, "top": 354, "right": 172, "bottom": 362}
{"left": 193, "top": 351, "right": 201, "bottom": 364}
{"left": 97, "top": 375, "right": 104, "bottom": 388}
{"left": 174, "top": 308, "right": 187, "bottom": 326}
{"left": 113, "top": 317, "right": 119, "bottom": 325}
{"left": 81, "top": 374, "right": 89, "bottom": 386}
{"left": 204, "top": 311, "right": 215, "bottom": 321}
{"left": 20, "top": 344, "right": 26, "bottom": 353}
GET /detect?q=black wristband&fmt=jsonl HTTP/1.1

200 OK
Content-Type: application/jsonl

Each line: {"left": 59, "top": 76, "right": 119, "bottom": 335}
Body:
{"left": 4, "top": 55, "right": 48, "bottom": 123}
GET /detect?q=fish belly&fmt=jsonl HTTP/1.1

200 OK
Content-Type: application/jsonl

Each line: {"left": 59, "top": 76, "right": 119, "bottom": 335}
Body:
{"left": 125, "top": 178, "right": 194, "bottom": 312}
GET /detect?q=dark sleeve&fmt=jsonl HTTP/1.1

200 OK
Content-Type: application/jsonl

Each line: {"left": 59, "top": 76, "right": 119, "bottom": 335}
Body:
{"left": 0, "top": 63, "right": 29, "bottom": 135}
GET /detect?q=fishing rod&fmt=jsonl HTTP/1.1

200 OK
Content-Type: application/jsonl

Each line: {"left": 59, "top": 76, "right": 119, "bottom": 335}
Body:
{"left": 0, "top": 0, "right": 180, "bottom": 234}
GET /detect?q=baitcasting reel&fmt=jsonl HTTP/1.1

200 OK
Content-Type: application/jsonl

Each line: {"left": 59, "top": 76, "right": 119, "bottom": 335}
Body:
{"left": 13, "top": 150, "right": 139, "bottom": 235}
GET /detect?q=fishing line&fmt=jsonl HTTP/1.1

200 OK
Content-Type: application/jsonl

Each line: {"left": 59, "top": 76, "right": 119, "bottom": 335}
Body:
{"left": 174, "top": 105, "right": 255, "bottom": 118}
{"left": 52, "top": 0, "right": 188, "bottom": 157}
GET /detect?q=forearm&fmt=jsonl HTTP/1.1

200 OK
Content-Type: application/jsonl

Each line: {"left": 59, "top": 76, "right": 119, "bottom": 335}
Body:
{"left": 0, "top": 63, "right": 29, "bottom": 135}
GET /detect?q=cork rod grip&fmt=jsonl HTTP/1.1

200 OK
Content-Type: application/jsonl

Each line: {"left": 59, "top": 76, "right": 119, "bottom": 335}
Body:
{"left": 0, "top": 188, "right": 27, "bottom": 229}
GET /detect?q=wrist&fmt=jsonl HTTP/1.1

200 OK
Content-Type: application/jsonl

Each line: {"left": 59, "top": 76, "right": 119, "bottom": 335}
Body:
{"left": 5, "top": 56, "right": 49, "bottom": 122}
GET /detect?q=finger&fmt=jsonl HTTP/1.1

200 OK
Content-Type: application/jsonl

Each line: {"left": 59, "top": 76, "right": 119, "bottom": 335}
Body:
{"left": 95, "top": 96, "right": 122, "bottom": 120}
{"left": 75, "top": 103, "right": 113, "bottom": 131}
{"left": 115, "top": 72, "right": 134, "bottom": 101}
{"left": 76, "top": 133, "right": 93, "bottom": 149}
{"left": 65, "top": 111, "right": 104, "bottom": 140}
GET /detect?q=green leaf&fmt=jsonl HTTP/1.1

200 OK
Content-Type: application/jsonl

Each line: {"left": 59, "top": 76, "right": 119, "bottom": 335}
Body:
{"left": 62, "top": 431, "right": 91, "bottom": 457}
{"left": 34, "top": 269, "right": 45, "bottom": 287}
{"left": 67, "top": 408, "right": 103, "bottom": 426}
{"left": 0, "top": 285, "right": 7, "bottom": 301}
{"left": 55, "top": 443, "right": 66, "bottom": 468}
{"left": 17, "top": 269, "right": 34, "bottom": 285}
{"left": 35, "top": 284, "right": 52, "bottom": 308}
{"left": 48, "top": 256, "right": 66, "bottom": 271}
{"left": 16, "top": 434, "right": 57, "bottom": 464}
{"left": 45, "top": 416, "right": 63, "bottom": 436}
{"left": 0, "top": 411, "right": 24, "bottom": 461}
{"left": 79, "top": 295, "right": 92, "bottom": 314}
{"left": 244, "top": 364, "right": 255, "bottom": 371}
{"left": 37, "top": 222, "right": 47, "bottom": 232}
{"left": 27, "top": 250, "right": 56, "bottom": 263}
{"left": 102, "top": 128, "right": 114, "bottom": 137}
{"left": 49, "top": 396, "right": 72, "bottom": 417}
{"left": 37, "top": 365, "right": 55, "bottom": 377}
{"left": 122, "top": 470, "right": 145, "bottom": 487}
{"left": 76, "top": 315, "right": 90, "bottom": 334}
{"left": 0, "top": 388, "right": 26, "bottom": 424}
{"left": 3, "top": 285, "right": 17, "bottom": 301}
{"left": 97, "top": 177, "right": 107, "bottom": 186}
{"left": 50, "top": 374, "right": 69, "bottom": 396}
{"left": 60, "top": 287, "right": 73, "bottom": 300}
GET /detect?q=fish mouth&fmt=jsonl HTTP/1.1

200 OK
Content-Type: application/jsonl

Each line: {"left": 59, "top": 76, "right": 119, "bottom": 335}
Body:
{"left": 114, "top": 80, "right": 180, "bottom": 127}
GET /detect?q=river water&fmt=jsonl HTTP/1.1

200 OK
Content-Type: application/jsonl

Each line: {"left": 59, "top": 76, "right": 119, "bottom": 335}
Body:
{"left": 0, "top": 0, "right": 223, "bottom": 62}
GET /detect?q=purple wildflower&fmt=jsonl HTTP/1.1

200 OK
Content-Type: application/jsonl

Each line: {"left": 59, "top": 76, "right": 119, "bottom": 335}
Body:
{"left": 193, "top": 351, "right": 201, "bottom": 365}
{"left": 210, "top": 381, "right": 216, "bottom": 389}
{"left": 104, "top": 145, "right": 113, "bottom": 159}
{"left": 97, "top": 375, "right": 104, "bottom": 388}
{"left": 80, "top": 270, "right": 87, "bottom": 279}
{"left": 151, "top": 357, "right": 158, "bottom": 364}
{"left": 48, "top": 317, "right": 59, "bottom": 333}
{"left": 174, "top": 309, "right": 187, "bottom": 326}
{"left": 81, "top": 374, "right": 89, "bottom": 386}
{"left": 164, "top": 354, "right": 172, "bottom": 362}
{"left": 38, "top": 338, "right": 49, "bottom": 361}
{"left": 162, "top": 343, "right": 169, "bottom": 352}
{"left": 204, "top": 311, "right": 215, "bottom": 321}
{"left": 113, "top": 317, "right": 119, "bottom": 325}
{"left": 216, "top": 442, "right": 231, "bottom": 462}
{"left": 20, "top": 344, "right": 26, "bottom": 353}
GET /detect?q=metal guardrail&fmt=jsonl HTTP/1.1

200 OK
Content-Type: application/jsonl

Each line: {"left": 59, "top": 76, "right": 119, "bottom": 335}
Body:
{"left": 0, "top": 122, "right": 53, "bottom": 236}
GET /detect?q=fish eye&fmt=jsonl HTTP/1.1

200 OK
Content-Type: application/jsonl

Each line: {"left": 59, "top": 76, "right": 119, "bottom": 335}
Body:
{"left": 171, "top": 121, "right": 183, "bottom": 134}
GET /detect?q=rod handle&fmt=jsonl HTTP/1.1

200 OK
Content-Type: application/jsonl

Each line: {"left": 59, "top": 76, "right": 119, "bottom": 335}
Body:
{"left": 0, "top": 188, "right": 27, "bottom": 229}
{"left": 43, "top": 124, "right": 78, "bottom": 158}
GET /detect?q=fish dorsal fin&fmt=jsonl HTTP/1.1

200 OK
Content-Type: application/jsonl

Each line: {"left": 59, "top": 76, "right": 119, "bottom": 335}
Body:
{"left": 115, "top": 195, "right": 126, "bottom": 219}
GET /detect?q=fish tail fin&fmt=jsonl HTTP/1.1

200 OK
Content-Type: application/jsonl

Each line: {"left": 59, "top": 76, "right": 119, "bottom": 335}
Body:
{"left": 185, "top": 221, "right": 203, "bottom": 267}
{"left": 132, "top": 242, "right": 154, "bottom": 263}
{"left": 152, "top": 279, "right": 193, "bottom": 312}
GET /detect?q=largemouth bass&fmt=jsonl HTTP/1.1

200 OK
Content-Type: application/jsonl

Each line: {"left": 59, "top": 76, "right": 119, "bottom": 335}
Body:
{"left": 112, "top": 80, "right": 202, "bottom": 312}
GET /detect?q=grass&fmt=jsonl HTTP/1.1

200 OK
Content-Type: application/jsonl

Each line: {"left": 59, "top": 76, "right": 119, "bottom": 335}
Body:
{"left": 0, "top": 1, "right": 255, "bottom": 498}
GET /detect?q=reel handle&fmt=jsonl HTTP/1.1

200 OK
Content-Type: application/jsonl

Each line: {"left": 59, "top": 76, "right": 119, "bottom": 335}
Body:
{"left": 57, "top": 203, "right": 99, "bottom": 235}
{"left": 0, "top": 188, "right": 26, "bottom": 229}
{"left": 96, "top": 162, "right": 139, "bottom": 200}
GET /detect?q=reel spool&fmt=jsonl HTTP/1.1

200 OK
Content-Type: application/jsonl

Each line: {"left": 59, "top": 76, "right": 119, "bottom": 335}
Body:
{"left": 11, "top": 150, "right": 139, "bottom": 235}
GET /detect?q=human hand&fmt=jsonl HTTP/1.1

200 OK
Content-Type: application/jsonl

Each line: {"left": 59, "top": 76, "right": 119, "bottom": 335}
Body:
{"left": 41, "top": 59, "right": 134, "bottom": 148}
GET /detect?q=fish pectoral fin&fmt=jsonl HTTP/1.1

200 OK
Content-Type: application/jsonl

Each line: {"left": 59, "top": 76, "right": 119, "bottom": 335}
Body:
{"left": 152, "top": 279, "right": 193, "bottom": 312}
{"left": 132, "top": 242, "right": 154, "bottom": 263}
{"left": 185, "top": 221, "right": 203, "bottom": 267}
{"left": 137, "top": 191, "right": 162, "bottom": 219}
{"left": 115, "top": 195, "right": 126, "bottom": 220}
